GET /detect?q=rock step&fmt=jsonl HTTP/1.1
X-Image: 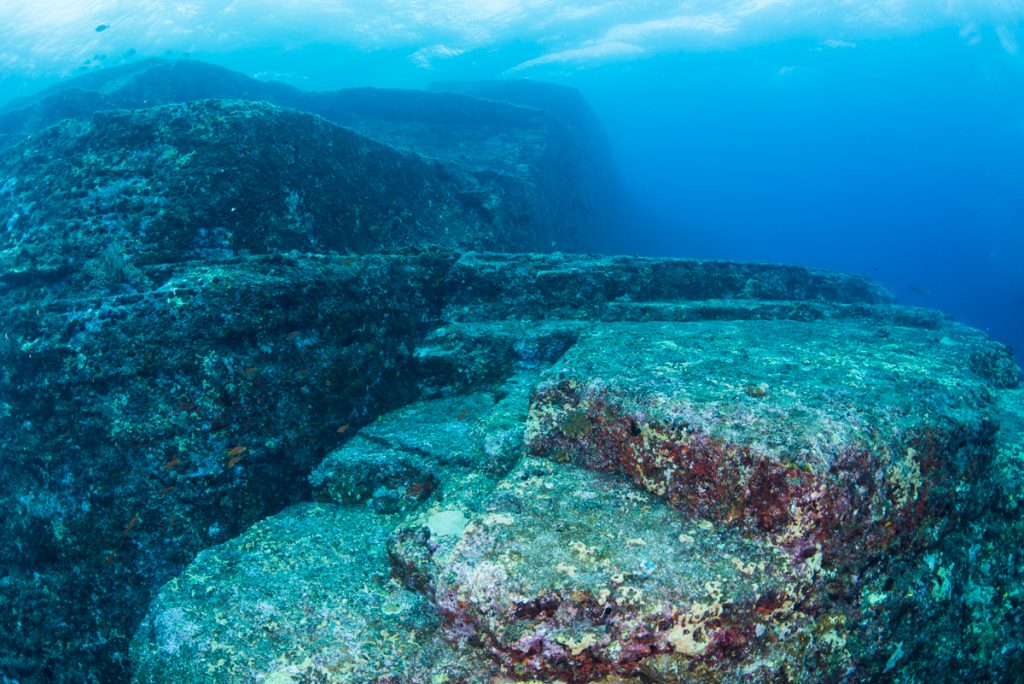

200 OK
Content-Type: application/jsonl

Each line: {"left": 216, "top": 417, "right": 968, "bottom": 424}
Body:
{"left": 0, "top": 100, "right": 535, "bottom": 291}
{"left": 440, "top": 252, "right": 895, "bottom": 322}
{"left": 128, "top": 502, "right": 500, "bottom": 683}
{"left": 130, "top": 311, "right": 1023, "bottom": 682}
{"left": 429, "top": 459, "right": 805, "bottom": 681}
{"left": 526, "top": 320, "right": 1001, "bottom": 565}
{"left": 309, "top": 388, "right": 527, "bottom": 514}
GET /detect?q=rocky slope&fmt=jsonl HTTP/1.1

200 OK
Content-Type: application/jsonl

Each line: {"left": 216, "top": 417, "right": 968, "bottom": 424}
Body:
{"left": 123, "top": 259, "right": 1022, "bottom": 683}
{"left": 0, "top": 60, "right": 1022, "bottom": 684}
{"left": 0, "top": 58, "right": 623, "bottom": 254}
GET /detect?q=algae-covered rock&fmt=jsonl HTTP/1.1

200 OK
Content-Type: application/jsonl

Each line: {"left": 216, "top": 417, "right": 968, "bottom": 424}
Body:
{"left": 430, "top": 458, "right": 807, "bottom": 681}
{"left": 413, "top": 321, "right": 583, "bottom": 396}
{"left": 309, "top": 391, "right": 505, "bottom": 513}
{"left": 2, "top": 58, "right": 1024, "bottom": 684}
{"left": 129, "top": 502, "right": 498, "bottom": 683}
{"left": 0, "top": 98, "right": 536, "bottom": 290}
{"left": 3, "top": 239, "right": 1022, "bottom": 683}
{"left": 0, "top": 252, "right": 451, "bottom": 683}
{"left": 0, "top": 58, "right": 617, "bottom": 254}
{"left": 437, "top": 252, "right": 897, "bottom": 322}
{"left": 133, "top": 312, "right": 1022, "bottom": 683}
{"left": 525, "top": 320, "right": 997, "bottom": 564}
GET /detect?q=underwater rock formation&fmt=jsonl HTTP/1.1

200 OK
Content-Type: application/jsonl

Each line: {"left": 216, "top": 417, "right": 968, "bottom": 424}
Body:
{"left": 0, "top": 58, "right": 621, "bottom": 256}
{"left": 0, "top": 60, "right": 1022, "bottom": 684}
{"left": 128, "top": 291, "right": 1024, "bottom": 683}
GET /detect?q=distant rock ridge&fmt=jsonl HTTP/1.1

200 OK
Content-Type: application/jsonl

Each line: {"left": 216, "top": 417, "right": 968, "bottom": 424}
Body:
{"left": 0, "top": 58, "right": 624, "bottom": 255}
{"left": 0, "top": 59, "right": 1021, "bottom": 684}
{"left": 0, "top": 98, "right": 554, "bottom": 292}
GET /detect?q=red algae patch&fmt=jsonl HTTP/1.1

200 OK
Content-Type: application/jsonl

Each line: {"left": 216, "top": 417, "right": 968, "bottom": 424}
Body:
{"left": 432, "top": 459, "right": 812, "bottom": 681}
{"left": 526, "top": 321, "right": 995, "bottom": 566}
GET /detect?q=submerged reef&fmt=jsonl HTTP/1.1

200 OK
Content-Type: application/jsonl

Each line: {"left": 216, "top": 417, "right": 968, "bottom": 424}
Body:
{"left": 0, "top": 60, "right": 1022, "bottom": 683}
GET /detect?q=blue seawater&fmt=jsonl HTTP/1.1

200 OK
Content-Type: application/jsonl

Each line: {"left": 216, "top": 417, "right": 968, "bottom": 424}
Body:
{"left": 1, "top": 6, "right": 1023, "bottom": 683}
{"left": 579, "top": 31, "right": 1024, "bottom": 366}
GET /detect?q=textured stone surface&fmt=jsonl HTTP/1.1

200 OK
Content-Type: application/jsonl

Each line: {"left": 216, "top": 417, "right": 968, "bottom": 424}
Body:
{"left": 2, "top": 59, "right": 1024, "bottom": 684}
{"left": 130, "top": 502, "right": 499, "bottom": 683}
{"left": 525, "top": 320, "right": 998, "bottom": 564}
{"left": 132, "top": 311, "right": 1023, "bottom": 683}
{"left": 0, "top": 241, "right": 919, "bottom": 682}
{"left": 437, "top": 252, "right": 897, "bottom": 320}
{"left": 0, "top": 58, "right": 619, "bottom": 254}
{"left": 430, "top": 459, "right": 803, "bottom": 681}
{"left": 389, "top": 317, "right": 1014, "bottom": 682}
{"left": 0, "top": 252, "right": 449, "bottom": 682}
{"left": 309, "top": 386, "right": 526, "bottom": 513}
{"left": 0, "top": 98, "right": 557, "bottom": 289}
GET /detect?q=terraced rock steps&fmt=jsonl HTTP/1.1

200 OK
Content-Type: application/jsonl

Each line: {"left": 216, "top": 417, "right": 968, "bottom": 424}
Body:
{"left": 127, "top": 266, "right": 1021, "bottom": 682}
{"left": 6, "top": 58, "right": 1021, "bottom": 684}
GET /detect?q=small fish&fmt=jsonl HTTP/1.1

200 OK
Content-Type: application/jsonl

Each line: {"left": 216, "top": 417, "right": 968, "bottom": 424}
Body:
{"left": 226, "top": 445, "right": 246, "bottom": 457}
{"left": 162, "top": 459, "right": 182, "bottom": 471}
{"left": 336, "top": 423, "right": 351, "bottom": 434}
{"left": 226, "top": 455, "right": 244, "bottom": 469}
{"left": 159, "top": 486, "right": 175, "bottom": 495}
{"left": 286, "top": 331, "right": 301, "bottom": 340}
{"left": 122, "top": 513, "right": 140, "bottom": 538}
{"left": 243, "top": 366, "right": 258, "bottom": 376}
{"left": 103, "top": 551, "right": 115, "bottom": 565}
{"left": 457, "top": 408, "right": 471, "bottom": 421}
{"left": 95, "top": 24, "right": 109, "bottom": 32}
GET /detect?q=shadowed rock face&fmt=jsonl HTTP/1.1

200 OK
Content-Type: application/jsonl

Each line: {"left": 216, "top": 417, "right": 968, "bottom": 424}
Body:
{"left": 128, "top": 290, "right": 1023, "bottom": 683}
{"left": 0, "top": 58, "right": 622, "bottom": 254}
{"left": 0, "top": 98, "right": 545, "bottom": 289}
{"left": 1, "top": 60, "right": 1023, "bottom": 684}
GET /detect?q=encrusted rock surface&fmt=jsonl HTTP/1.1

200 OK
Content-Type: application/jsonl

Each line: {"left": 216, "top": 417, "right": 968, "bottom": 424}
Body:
{"left": 430, "top": 458, "right": 801, "bottom": 681}
{"left": 1, "top": 59, "right": 1023, "bottom": 684}
{"left": 130, "top": 502, "right": 500, "bottom": 683}
{"left": 309, "top": 386, "right": 528, "bottom": 514}
{"left": 0, "top": 58, "right": 621, "bottom": 255}
{"left": 134, "top": 309, "right": 1023, "bottom": 683}
{"left": 525, "top": 320, "right": 998, "bottom": 564}
{"left": 1, "top": 235, "right": 913, "bottom": 682}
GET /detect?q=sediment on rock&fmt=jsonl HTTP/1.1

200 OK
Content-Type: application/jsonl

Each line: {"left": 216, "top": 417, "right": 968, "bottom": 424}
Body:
{"left": 2, "top": 58, "right": 1023, "bottom": 684}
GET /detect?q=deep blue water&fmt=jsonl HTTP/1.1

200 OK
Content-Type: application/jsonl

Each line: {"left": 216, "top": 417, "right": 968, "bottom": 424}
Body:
{"left": 576, "top": 31, "right": 1024, "bottom": 364}
{"left": 2, "top": 26, "right": 1022, "bottom": 363}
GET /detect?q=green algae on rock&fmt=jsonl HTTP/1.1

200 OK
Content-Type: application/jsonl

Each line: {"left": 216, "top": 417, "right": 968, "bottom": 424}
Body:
{"left": 0, "top": 58, "right": 620, "bottom": 257}
{"left": 0, "top": 99, "right": 548, "bottom": 292}
{"left": 132, "top": 310, "right": 1023, "bottom": 683}
{"left": 2, "top": 58, "right": 1023, "bottom": 684}
{"left": 129, "top": 503, "right": 499, "bottom": 683}
{"left": 309, "top": 389, "right": 522, "bottom": 513}
{"left": 525, "top": 320, "right": 998, "bottom": 564}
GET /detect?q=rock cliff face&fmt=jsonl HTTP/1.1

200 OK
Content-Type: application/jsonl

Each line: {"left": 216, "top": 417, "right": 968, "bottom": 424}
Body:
{"left": 0, "top": 58, "right": 621, "bottom": 254}
{"left": 0, "top": 60, "right": 1022, "bottom": 684}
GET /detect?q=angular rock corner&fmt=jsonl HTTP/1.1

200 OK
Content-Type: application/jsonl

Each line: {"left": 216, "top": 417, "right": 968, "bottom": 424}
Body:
{"left": 0, "top": 59, "right": 1022, "bottom": 684}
